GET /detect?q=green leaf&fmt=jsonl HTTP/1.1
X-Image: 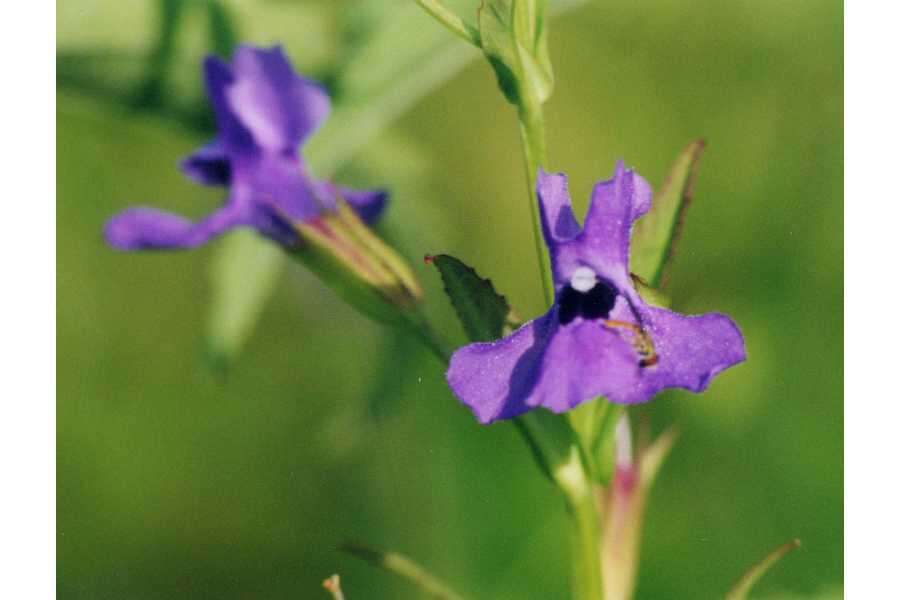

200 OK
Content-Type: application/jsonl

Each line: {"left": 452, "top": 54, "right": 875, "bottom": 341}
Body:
{"left": 587, "top": 402, "right": 624, "bottom": 483}
{"left": 631, "top": 273, "right": 671, "bottom": 308}
{"left": 430, "top": 254, "right": 512, "bottom": 342}
{"left": 206, "top": 0, "right": 237, "bottom": 57}
{"left": 478, "top": 0, "right": 553, "bottom": 107}
{"left": 205, "top": 230, "right": 284, "bottom": 371}
{"left": 413, "top": 0, "right": 481, "bottom": 46}
{"left": 514, "top": 410, "right": 584, "bottom": 486}
{"left": 342, "top": 543, "right": 467, "bottom": 600}
{"left": 133, "top": 0, "right": 188, "bottom": 109}
{"left": 307, "top": 1, "right": 480, "bottom": 175}
{"left": 725, "top": 539, "right": 802, "bottom": 600}
{"left": 630, "top": 139, "right": 706, "bottom": 288}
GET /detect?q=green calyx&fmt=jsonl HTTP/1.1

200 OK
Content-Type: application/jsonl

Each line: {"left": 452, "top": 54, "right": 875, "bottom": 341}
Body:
{"left": 289, "top": 201, "right": 424, "bottom": 327}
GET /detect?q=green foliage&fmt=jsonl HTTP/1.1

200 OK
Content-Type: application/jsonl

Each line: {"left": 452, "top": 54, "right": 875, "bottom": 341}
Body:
{"left": 478, "top": 0, "right": 554, "bottom": 107}
{"left": 342, "top": 544, "right": 467, "bottom": 600}
{"left": 726, "top": 539, "right": 803, "bottom": 600}
{"left": 58, "top": 1, "right": 843, "bottom": 598}
{"left": 206, "top": 0, "right": 237, "bottom": 56}
{"left": 206, "top": 230, "right": 284, "bottom": 370}
{"left": 430, "top": 253, "right": 512, "bottom": 342}
{"left": 630, "top": 139, "right": 706, "bottom": 288}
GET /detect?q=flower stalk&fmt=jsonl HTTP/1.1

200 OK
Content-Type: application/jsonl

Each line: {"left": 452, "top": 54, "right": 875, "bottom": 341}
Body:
{"left": 517, "top": 103, "right": 555, "bottom": 307}
{"left": 515, "top": 80, "right": 605, "bottom": 600}
{"left": 555, "top": 447, "right": 604, "bottom": 600}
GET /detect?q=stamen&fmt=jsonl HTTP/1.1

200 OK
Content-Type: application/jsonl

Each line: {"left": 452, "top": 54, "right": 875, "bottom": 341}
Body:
{"left": 602, "top": 319, "right": 658, "bottom": 368}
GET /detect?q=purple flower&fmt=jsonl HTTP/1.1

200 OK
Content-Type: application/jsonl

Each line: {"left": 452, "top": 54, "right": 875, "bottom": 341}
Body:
{"left": 104, "top": 45, "right": 386, "bottom": 251}
{"left": 447, "top": 163, "right": 746, "bottom": 424}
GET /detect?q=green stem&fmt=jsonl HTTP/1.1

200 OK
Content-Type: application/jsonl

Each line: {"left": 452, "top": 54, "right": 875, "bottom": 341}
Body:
{"left": 517, "top": 89, "right": 603, "bottom": 600}
{"left": 404, "top": 311, "right": 453, "bottom": 365}
{"left": 342, "top": 543, "right": 467, "bottom": 600}
{"left": 414, "top": 0, "right": 481, "bottom": 47}
{"left": 556, "top": 450, "right": 604, "bottom": 600}
{"left": 517, "top": 105, "right": 555, "bottom": 308}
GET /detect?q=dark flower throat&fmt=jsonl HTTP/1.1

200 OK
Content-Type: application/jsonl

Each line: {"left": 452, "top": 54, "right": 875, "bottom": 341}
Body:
{"left": 558, "top": 281, "right": 617, "bottom": 325}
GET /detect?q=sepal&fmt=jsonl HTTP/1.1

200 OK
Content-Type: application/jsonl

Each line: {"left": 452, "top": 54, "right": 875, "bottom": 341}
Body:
{"left": 290, "top": 200, "right": 424, "bottom": 326}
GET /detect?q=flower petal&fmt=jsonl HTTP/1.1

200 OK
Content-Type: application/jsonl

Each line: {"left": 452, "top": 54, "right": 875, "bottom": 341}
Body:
{"left": 447, "top": 310, "right": 637, "bottom": 423}
{"left": 537, "top": 169, "right": 582, "bottom": 245}
{"left": 338, "top": 186, "right": 388, "bottom": 225}
{"left": 227, "top": 45, "right": 330, "bottom": 154}
{"left": 447, "top": 302, "right": 746, "bottom": 422}
{"left": 628, "top": 306, "right": 746, "bottom": 399}
{"left": 580, "top": 162, "right": 652, "bottom": 277}
{"left": 104, "top": 204, "right": 246, "bottom": 251}
{"left": 447, "top": 313, "right": 556, "bottom": 424}
{"left": 180, "top": 139, "right": 231, "bottom": 186}
{"left": 529, "top": 316, "right": 639, "bottom": 413}
{"left": 203, "top": 56, "right": 256, "bottom": 156}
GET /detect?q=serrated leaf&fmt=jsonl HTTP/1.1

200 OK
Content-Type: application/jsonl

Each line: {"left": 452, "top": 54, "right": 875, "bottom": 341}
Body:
{"left": 630, "top": 139, "right": 706, "bottom": 288}
{"left": 430, "top": 254, "right": 511, "bottom": 342}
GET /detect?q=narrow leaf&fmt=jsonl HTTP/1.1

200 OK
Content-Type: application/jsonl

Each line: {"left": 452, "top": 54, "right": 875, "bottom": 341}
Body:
{"left": 630, "top": 139, "right": 706, "bottom": 288}
{"left": 429, "top": 254, "right": 512, "bottom": 342}
{"left": 478, "top": 0, "right": 554, "bottom": 107}
{"left": 206, "top": 0, "right": 237, "bottom": 57}
{"left": 725, "top": 539, "right": 802, "bottom": 600}
{"left": 342, "top": 544, "right": 466, "bottom": 600}
{"left": 637, "top": 425, "right": 678, "bottom": 487}
{"left": 514, "top": 409, "right": 584, "bottom": 485}
{"left": 587, "top": 402, "right": 624, "bottom": 483}
{"left": 414, "top": 0, "right": 480, "bottom": 46}
{"left": 134, "top": 0, "right": 187, "bottom": 109}
{"left": 205, "top": 230, "right": 284, "bottom": 370}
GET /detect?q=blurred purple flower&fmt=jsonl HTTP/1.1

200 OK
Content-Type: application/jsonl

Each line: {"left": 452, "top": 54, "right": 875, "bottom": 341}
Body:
{"left": 104, "top": 45, "right": 386, "bottom": 251}
{"left": 447, "top": 163, "right": 746, "bottom": 424}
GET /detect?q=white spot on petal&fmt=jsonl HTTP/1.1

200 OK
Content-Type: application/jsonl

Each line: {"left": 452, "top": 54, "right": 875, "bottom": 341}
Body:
{"left": 570, "top": 266, "right": 597, "bottom": 292}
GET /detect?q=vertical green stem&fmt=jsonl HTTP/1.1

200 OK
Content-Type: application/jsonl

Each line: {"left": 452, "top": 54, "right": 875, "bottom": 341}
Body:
{"left": 517, "top": 105, "right": 555, "bottom": 308}
{"left": 570, "top": 489, "right": 603, "bottom": 600}
{"left": 556, "top": 449, "right": 604, "bottom": 600}
{"left": 518, "top": 100, "right": 602, "bottom": 599}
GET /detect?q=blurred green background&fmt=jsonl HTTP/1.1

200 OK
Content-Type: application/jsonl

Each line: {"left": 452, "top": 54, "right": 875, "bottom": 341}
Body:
{"left": 57, "top": 0, "right": 842, "bottom": 598}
